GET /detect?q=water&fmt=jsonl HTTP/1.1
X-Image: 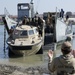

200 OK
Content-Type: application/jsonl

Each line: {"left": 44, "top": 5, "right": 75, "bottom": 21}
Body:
{"left": 0, "top": 25, "right": 75, "bottom": 67}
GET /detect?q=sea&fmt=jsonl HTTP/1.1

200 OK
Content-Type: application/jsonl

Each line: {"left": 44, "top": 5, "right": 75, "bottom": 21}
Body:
{"left": 0, "top": 25, "right": 75, "bottom": 67}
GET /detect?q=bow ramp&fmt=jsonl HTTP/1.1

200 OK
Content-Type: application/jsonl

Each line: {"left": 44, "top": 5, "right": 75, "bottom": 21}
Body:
{"left": 55, "top": 18, "right": 72, "bottom": 42}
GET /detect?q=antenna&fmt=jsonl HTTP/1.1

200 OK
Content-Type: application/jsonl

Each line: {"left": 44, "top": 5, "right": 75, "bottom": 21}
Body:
{"left": 30, "top": 0, "right": 34, "bottom": 18}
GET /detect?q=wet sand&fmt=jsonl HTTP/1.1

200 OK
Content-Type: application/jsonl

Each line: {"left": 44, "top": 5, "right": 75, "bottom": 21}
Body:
{"left": 0, "top": 63, "right": 50, "bottom": 75}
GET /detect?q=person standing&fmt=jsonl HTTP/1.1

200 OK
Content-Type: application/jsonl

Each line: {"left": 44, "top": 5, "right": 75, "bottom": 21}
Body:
{"left": 66, "top": 15, "right": 69, "bottom": 21}
{"left": 48, "top": 41, "right": 75, "bottom": 75}
{"left": 60, "top": 9, "right": 64, "bottom": 18}
{"left": 22, "top": 16, "right": 28, "bottom": 25}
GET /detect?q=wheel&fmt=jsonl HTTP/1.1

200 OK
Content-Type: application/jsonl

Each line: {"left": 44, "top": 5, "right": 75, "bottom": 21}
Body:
{"left": 36, "top": 46, "right": 43, "bottom": 54}
{"left": 8, "top": 48, "right": 23, "bottom": 57}
{"left": 8, "top": 48, "right": 14, "bottom": 57}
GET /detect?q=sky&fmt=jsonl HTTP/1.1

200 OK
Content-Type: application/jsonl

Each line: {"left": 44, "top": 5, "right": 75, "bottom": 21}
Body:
{"left": 0, "top": 0, "right": 75, "bottom": 15}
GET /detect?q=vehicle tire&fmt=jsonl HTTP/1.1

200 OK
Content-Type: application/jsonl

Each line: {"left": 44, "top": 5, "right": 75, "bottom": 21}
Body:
{"left": 8, "top": 48, "right": 15, "bottom": 57}
{"left": 36, "top": 46, "right": 43, "bottom": 54}
{"left": 8, "top": 48, "right": 23, "bottom": 57}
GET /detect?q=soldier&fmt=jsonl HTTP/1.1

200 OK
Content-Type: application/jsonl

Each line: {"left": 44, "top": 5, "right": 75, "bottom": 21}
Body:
{"left": 48, "top": 41, "right": 75, "bottom": 75}
{"left": 34, "top": 15, "right": 38, "bottom": 27}
{"left": 60, "top": 9, "right": 64, "bottom": 18}
{"left": 66, "top": 15, "right": 69, "bottom": 21}
{"left": 22, "top": 16, "right": 28, "bottom": 25}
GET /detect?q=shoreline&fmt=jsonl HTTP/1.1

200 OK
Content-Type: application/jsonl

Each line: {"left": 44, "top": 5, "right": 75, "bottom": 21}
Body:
{"left": 0, "top": 63, "right": 50, "bottom": 75}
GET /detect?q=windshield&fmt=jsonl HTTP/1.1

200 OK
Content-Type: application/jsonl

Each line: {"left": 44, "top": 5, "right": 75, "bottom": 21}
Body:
{"left": 20, "top": 30, "right": 28, "bottom": 36}
{"left": 13, "top": 30, "right": 28, "bottom": 38}
{"left": 34, "top": 28, "right": 38, "bottom": 34}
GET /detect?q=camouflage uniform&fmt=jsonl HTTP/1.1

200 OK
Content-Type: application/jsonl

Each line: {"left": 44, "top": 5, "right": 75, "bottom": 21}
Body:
{"left": 48, "top": 42, "right": 75, "bottom": 75}
{"left": 22, "top": 16, "right": 28, "bottom": 25}
{"left": 48, "top": 54, "right": 75, "bottom": 75}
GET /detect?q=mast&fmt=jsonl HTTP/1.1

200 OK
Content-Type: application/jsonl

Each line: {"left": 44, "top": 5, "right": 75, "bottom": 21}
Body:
{"left": 30, "top": 0, "right": 34, "bottom": 18}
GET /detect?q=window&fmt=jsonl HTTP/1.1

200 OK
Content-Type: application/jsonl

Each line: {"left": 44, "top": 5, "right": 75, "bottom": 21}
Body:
{"left": 14, "top": 30, "right": 19, "bottom": 35}
{"left": 20, "top": 30, "right": 28, "bottom": 36}
{"left": 21, "top": 5, "right": 29, "bottom": 9}
{"left": 29, "top": 30, "right": 34, "bottom": 35}
{"left": 34, "top": 28, "right": 38, "bottom": 33}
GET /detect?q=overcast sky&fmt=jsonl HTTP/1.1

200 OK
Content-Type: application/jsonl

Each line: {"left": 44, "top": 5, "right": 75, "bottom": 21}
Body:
{"left": 0, "top": 0, "right": 75, "bottom": 15}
